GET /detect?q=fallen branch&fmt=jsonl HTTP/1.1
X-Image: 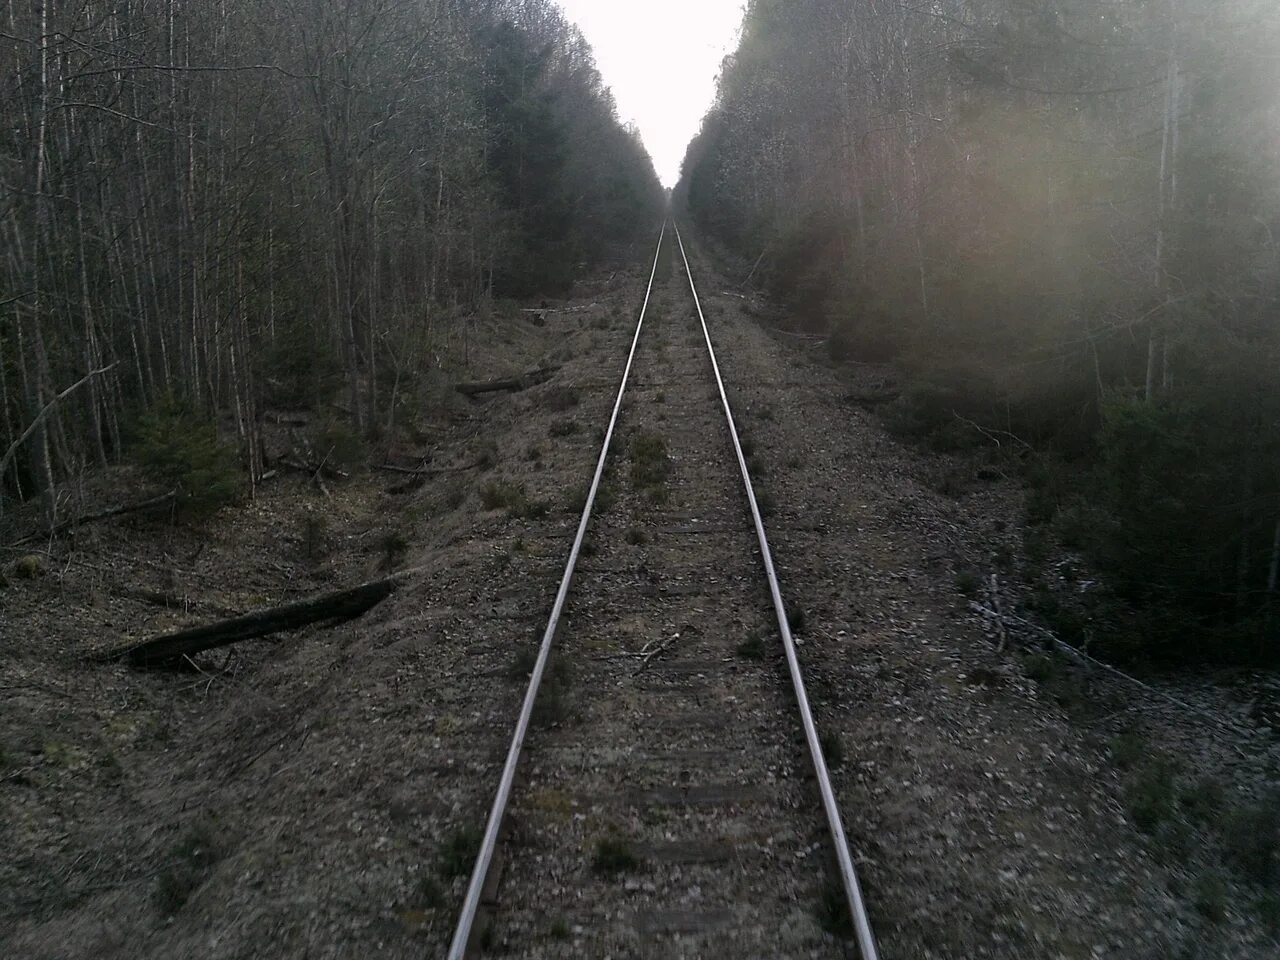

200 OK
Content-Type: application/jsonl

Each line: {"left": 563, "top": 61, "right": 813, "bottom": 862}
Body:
{"left": 633, "top": 633, "right": 680, "bottom": 675}
{"left": 278, "top": 457, "right": 349, "bottom": 481}
{"left": 970, "top": 601, "right": 1254, "bottom": 741}
{"left": 97, "top": 569, "right": 420, "bottom": 666}
{"left": 987, "top": 574, "right": 1010, "bottom": 653}
{"left": 953, "top": 413, "right": 1033, "bottom": 453}
{"left": 12, "top": 489, "right": 176, "bottom": 545}
{"left": 455, "top": 366, "right": 557, "bottom": 397}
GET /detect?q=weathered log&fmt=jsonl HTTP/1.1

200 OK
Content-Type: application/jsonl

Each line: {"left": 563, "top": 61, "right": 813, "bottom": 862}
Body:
{"left": 455, "top": 366, "right": 557, "bottom": 397}
{"left": 99, "top": 572, "right": 412, "bottom": 667}
{"left": 12, "top": 489, "right": 176, "bottom": 545}
{"left": 376, "top": 459, "right": 479, "bottom": 478}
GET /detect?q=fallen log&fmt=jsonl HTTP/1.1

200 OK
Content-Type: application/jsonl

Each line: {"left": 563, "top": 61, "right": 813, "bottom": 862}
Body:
{"left": 375, "top": 459, "right": 480, "bottom": 478}
{"left": 12, "top": 490, "right": 176, "bottom": 545}
{"left": 98, "top": 570, "right": 416, "bottom": 667}
{"left": 455, "top": 366, "right": 557, "bottom": 397}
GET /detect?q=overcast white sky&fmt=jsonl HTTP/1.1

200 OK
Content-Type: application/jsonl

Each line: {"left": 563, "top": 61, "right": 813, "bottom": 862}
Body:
{"left": 555, "top": 0, "right": 745, "bottom": 186}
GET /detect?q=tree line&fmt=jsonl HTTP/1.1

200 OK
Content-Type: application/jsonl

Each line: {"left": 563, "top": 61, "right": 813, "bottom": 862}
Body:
{"left": 679, "top": 0, "right": 1280, "bottom": 664}
{"left": 2, "top": 0, "right": 663, "bottom": 527}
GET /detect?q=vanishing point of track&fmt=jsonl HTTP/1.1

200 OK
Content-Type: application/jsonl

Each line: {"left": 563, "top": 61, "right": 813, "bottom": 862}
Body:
{"left": 447, "top": 221, "right": 879, "bottom": 959}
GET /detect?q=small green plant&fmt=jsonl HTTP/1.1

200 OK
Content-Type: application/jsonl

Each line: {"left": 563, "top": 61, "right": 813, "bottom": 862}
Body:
{"left": 532, "top": 685, "right": 566, "bottom": 726}
{"left": 592, "top": 836, "right": 639, "bottom": 876}
{"left": 525, "top": 444, "right": 543, "bottom": 462}
{"left": 1221, "top": 797, "right": 1280, "bottom": 884}
{"left": 817, "top": 878, "right": 853, "bottom": 937}
{"left": 549, "top": 418, "right": 579, "bottom": 438}
{"left": 14, "top": 555, "right": 42, "bottom": 579}
{"left": 475, "top": 442, "right": 499, "bottom": 470}
{"left": 480, "top": 479, "right": 545, "bottom": 518}
{"left": 736, "top": 632, "right": 765, "bottom": 660}
{"left": 625, "top": 526, "right": 647, "bottom": 546}
{"left": 549, "top": 917, "right": 570, "bottom": 940}
{"left": 379, "top": 530, "right": 410, "bottom": 570}
{"left": 629, "top": 431, "right": 669, "bottom": 496}
{"left": 154, "top": 818, "right": 220, "bottom": 915}
{"left": 1125, "top": 759, "right": 1178, "bottom": 833}
{"left": 954, "top": 569, "right": 982, "bottom": 598}
{"left": 820, "top": 730, "right": 844, "bottom": 769}
{"left": 439, "top": 826, "right": 483, "bottom": 879}
{"left": 1193, "top": 872, "right": 1228, "bottom": 923}
{"left": 480, "top": 480, "right": 522, "bottom": 511}
{"left": 1256, "top": 890, "right": 1280, "bottom": 933}
{"left": 301, "top": 515, "right": 328, "bottom": 564}
{"left": 416, "top": 874, "right": 444, "bottom": 909}
{"left": 787, "top": 608, "right": 806, "bottom": 634}
{"left": 509, "top": 647, "right": 537, "bottom": 680}
{"left": 563, "top": 483, "right": 588, "bottom": 515}
{"left": 445, "top": 483, "right": 468, "bottom": 510}
{"left": 1108, "top": 730, "right": 1147, "bottom": 770}
{"left": 1023, "top": 652, "right": 1056, "bottom": 683}
{"left": 1179, "top": 777, "right": 1224, "bottom": 824}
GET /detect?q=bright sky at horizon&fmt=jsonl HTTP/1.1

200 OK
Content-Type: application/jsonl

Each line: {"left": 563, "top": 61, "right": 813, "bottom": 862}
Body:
{"left": 555, "top": 0, "right": 745, "bottom": 187}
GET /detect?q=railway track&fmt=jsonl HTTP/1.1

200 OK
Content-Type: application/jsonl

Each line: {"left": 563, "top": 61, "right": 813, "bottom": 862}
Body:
{"left": 447, "top": 221, "right": 878, "bottom": 959}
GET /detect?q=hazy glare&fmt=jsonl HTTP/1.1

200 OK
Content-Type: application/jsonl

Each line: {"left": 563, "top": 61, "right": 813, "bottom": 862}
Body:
{"left": 556, "top": 0, "right": 744, "bottom": 186}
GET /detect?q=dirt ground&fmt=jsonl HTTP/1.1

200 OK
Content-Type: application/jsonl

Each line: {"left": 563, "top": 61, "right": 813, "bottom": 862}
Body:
{"left": 2, "top": 231, "right": 1277, "bottom": 959}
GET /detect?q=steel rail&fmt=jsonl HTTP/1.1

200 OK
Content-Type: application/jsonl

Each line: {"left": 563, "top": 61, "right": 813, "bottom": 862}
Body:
{"left": 672, "top": 221, "right": 881, "bottom": 960}
{"left": 446, "top": 222, "right": 668, "bottom": 959}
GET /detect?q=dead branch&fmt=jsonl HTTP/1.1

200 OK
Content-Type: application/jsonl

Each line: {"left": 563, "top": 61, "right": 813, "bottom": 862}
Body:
{"left": 970, "top": 600, "right": 1253, "bottom": 742}
{"left": 953, "top": 413, "right": 1033, "bottom": 452}
{"left": 11, "top": 489, "right": 176, "bottom": 545}
{"left": 0, "top": 362, "right": 120, "bottom": 482}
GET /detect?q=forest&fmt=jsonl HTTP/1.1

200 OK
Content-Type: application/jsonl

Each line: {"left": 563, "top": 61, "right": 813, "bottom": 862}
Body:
{"left": 679, "top": 0, "right": 1280, "bottom": 665}
{"left": 1, "top": 0, "right": 662, "bottom": 528}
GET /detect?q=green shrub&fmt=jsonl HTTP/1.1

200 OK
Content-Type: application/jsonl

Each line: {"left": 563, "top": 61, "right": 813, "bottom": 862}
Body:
{"left": 629, "top": 431, "right": 669, "bottom": 493}
{"left": 1125, "top": 760, "right": 1178, "bottom": 833}
{"left": 14, "top": 555, "right": 42, "bottom": 579}
{"left": 1221, "top": 798, "right": 1280, "bottom": 885}
{"left": 817, "top": 877, "right": 853, "bottom": 937}
{"left": 592, "top": 836, "right": 639, "bottom": 876}
{"left": 480, "top": 479, "right": 547, "bottom": 519}
{"left": 260, "top": 322, "right": 341, "bottom": 409}
{"left": 736, "top": 632, "right": 765, "bottom": 660}
{"left": 1108, "top": 730, "right": 1147, "bottom": 770}
{"left": 549, "top": 418, "right": 579, "bottom": 438}
{"left": 154, "top": 818, "right": 220, "bottom": 914}
{"left": 130, "top": 400, "right": 239, "bottom": 520}
{"left": 1193, "top": 872, "right": 1228, "bottom": 923}
{"left": 955, "top": 569, "right": 982, "bottom": 598}
{"left": 439, "top": 826, "right": 482, "bottom": 879}
{"left": 819, "top": 730, "right": 844, "bottom": 768}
